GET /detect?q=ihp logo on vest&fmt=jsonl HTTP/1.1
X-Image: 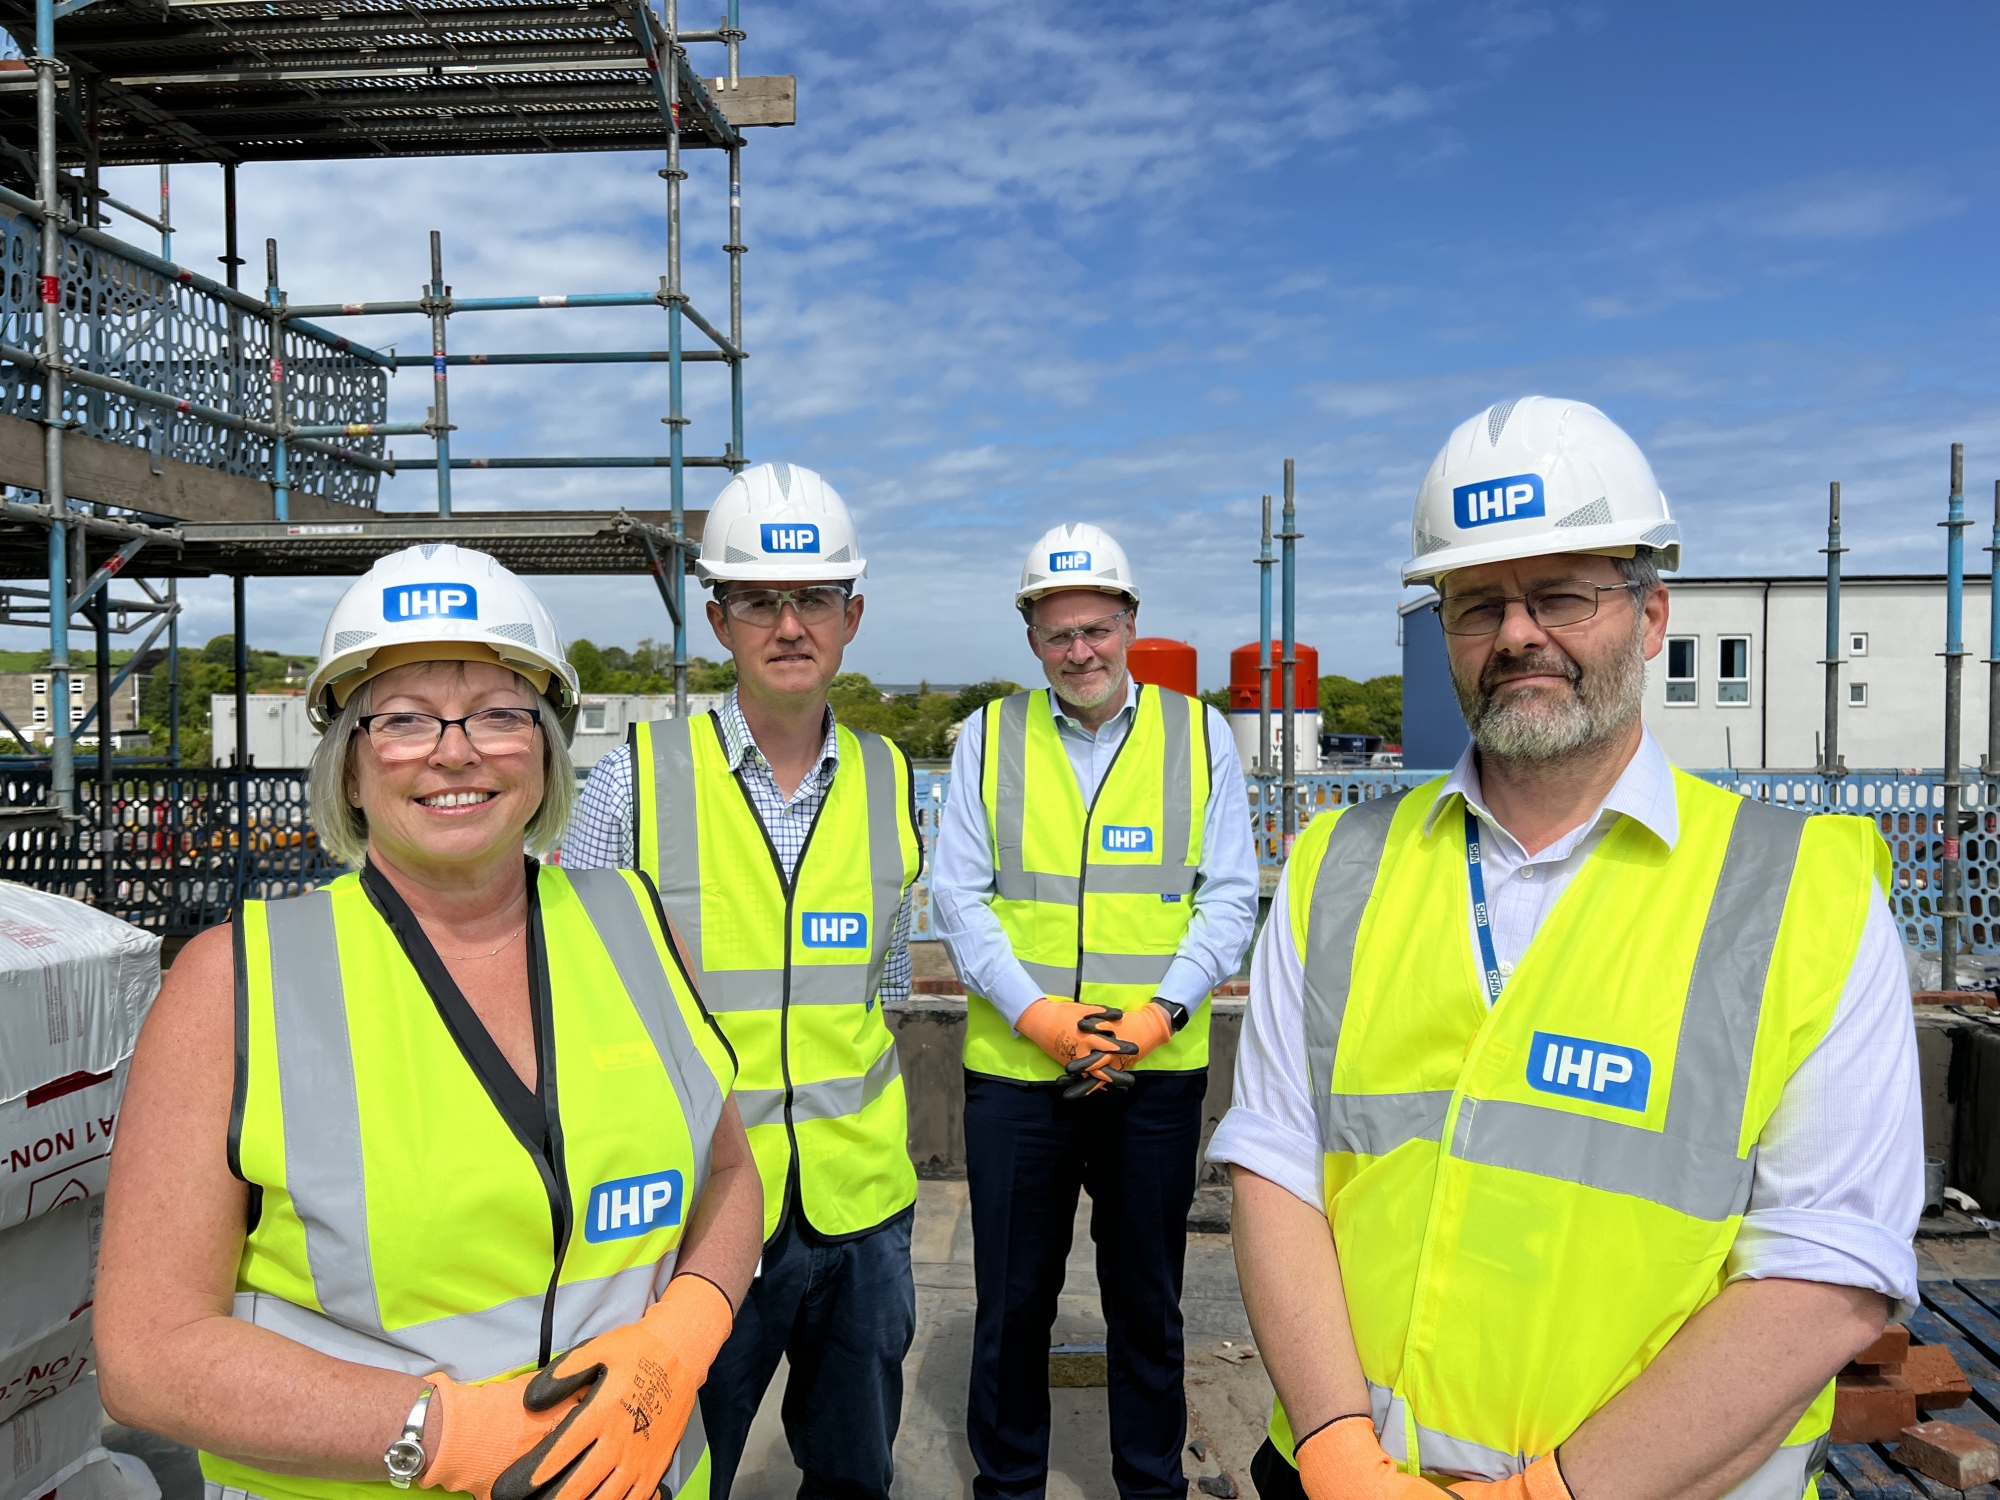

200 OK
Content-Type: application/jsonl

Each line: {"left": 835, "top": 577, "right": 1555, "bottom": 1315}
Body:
{"left": 761, "top": 522, "right": 821, "bottom": 554}
{"left": 383, "top": 584, "right": 477, "bottom": 620}
{"left": 1528, "top": 1030, "right": 1650, "bottom": 1112}
{"left": 585, "top": 1168, "right": 683, "bottom": 1243}
{"left": 1049, "top": 550, "right": 1092, "bottom": 573}
{"left": 803, "top": 911, "right": 868, "bottom": 948}
{"left": 1101, "top": 825, "right": 1154, "bottom": 853}
{"left": 1452, "top": 473, "right": 1545, "bottom": 530}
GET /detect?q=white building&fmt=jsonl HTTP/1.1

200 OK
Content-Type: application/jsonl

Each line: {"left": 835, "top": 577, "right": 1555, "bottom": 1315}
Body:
{"left": 570, "top": 694, "right": 727, "bottom": 768}
{"left": 212, "top": 693, "right": 323, "bottom": 767}
{"left": 1643, "top": 574, "right": 1989, "bottom": 771}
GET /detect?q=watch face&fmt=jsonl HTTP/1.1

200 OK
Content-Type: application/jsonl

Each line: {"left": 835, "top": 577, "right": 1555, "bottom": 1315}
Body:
{"left": 386, "top": 1439, "right": 425, "bottom": 1481}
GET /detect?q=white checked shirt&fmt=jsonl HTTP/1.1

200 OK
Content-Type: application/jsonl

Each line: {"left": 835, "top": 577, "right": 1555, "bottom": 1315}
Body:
{"left": 561, "top": 689, "right": 915, "bottom": 1002}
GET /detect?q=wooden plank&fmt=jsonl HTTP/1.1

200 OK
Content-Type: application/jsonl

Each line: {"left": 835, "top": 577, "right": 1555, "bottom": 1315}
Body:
{"left": 1962, "top": 1281, "right": 2000, "bottom": 1322}
{"left": 1830, "top": 1442, "right": 1923, "bottom": 1497}
{"left": 0, "top": 413, "right": 367, "bottom": 524}
{"left": 1926, "top": 1283, "right": 2000, "bottom": 1371}
{"left": 705, "top": 74, "right": 795, "bottom": 128}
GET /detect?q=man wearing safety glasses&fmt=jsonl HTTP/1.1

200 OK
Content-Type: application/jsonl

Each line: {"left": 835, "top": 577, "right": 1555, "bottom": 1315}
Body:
{"left": 564, "top": 461, "right": 922, "bottom": 1500}
{"left": 931, "top": 522, "right": 1258, "bottom": 1500}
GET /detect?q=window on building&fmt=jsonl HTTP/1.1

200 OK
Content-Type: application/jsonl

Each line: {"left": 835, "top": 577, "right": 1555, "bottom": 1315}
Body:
{"left": 1717, "top": 637, "right": 1750, "bottom": 704}
{"left": 580, "top": 705, "right": 607, "bottom": 732}
{"left": 31, "top": 704, "right": 46, "bottom": 725}
{"left": 69, "top": 699, "right": 85, "bottom": 723}
{"left": 1849, "top": 632, "right": 1868, "bottom": 657}
{"left": 1665, "top": 637, "right": 1697, "bottom": 704}
{"left": 29, "top": 677, "right": 45, "bottom": 696}
{"left": 1850, "top": 681, "right": 1868, "bottom": 707}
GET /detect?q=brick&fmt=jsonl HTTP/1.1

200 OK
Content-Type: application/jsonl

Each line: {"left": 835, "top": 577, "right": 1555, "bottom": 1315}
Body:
{"left": 1895, "top": 1422, "right": 2000, "bottom": 1490}
{"left": 1832, "top": 1372, "right": 1917, "bottom": 1445}
{"left": 1905, "top": 1344, "right": 1974, "bottom": 1411}
{"left": 1852, "top": 1325, "right": 1913, "bottom": 1368}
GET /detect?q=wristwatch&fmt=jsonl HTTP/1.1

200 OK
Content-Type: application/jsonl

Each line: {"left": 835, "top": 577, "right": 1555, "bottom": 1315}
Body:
{"left": 384, "top": 1386, "right": 433, "bottom": 1489}
{"left": 1153, "top": 997, "right": 1189, "bottom": 1033}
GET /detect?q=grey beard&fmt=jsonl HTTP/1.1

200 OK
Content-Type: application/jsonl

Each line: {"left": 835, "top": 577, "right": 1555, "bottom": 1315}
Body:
{"left": 1451, "top": 619, "right": 1646, "bottom": 768}
{"left": 1044, "top": 659, "right": 1123, "bottom": 710}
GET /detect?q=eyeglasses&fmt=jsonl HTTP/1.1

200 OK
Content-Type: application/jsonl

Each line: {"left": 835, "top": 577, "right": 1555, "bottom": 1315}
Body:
{"left": 722, "top": 586, "right": 853, "bottom": 627}
{"left": 357, "top": 708, "right": 543, "bottom": 761}
{"left": 1030, "top": 609, "right": 1130, "bottom": 654}
{"left": 1435, "top": 581, "right": 1641, "bottom": 637}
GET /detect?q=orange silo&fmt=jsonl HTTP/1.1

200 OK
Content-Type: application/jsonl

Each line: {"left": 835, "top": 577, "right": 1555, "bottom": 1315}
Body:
{"left": 1128, "top": 638, "right": 1198, "bottom": 698}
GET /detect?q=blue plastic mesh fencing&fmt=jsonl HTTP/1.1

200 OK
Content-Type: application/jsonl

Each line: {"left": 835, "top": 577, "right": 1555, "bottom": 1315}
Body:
{"left": 0, "top": 209, "right": 388, "bottom": 509}
{"left": 0, "top": 766, "right": 345, "bottom": 935}
{"left": 908, "top": 764, "right": 1997, "bottom": 955}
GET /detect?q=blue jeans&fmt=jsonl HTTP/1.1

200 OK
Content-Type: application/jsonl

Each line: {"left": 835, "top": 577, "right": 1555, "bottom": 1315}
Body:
{"left": 697, "top": 1209, "right": 916, "bottom": 1500}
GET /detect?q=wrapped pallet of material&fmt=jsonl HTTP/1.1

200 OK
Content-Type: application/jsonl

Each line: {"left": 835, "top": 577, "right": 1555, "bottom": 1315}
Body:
{"left": 41, "top": 1453, "right": 159, "bottom": 1500}
{"left": 0, "top": 1195, "right": 97, "bottom": 1425}
{"left": 0, "top": 885, "right": 159, "bottom": 1230}
{"left": 0, "top": 1373, "right": 104, "bottom": 1500}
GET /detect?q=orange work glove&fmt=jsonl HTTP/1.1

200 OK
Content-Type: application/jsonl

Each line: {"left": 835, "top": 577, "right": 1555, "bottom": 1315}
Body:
{"left": 421, "top": 1370, "right": 584, "bottom": 1500}
{"left": 1099, "top": 1001, "right": 1173, "bottom": 1068}
{"left": 1447, "top": 1455, "right": 1571, "bottom": 1500}
{"left": 1295, "top": 1414, "right": 1444, "bottom": 1499}
{"left": 1016, "top": 1004, "right": 1128, "bottom": 1072}
{"left": 493, "top": 1273, "right": 734, "bottom": 1500}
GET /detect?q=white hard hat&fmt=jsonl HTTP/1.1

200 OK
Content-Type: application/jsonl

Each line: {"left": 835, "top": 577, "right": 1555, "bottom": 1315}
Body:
{"left": 1015, "top": 523, "right": 1140, "bottom": 610}
{"left": 693, "top": 461, "right": 866, "bottom": 584}
{"left": 305, "top": 544, "right": 581, "bottom": 736}
{"left": 1403, "top": 396, "right": 1681, "bottom": 586}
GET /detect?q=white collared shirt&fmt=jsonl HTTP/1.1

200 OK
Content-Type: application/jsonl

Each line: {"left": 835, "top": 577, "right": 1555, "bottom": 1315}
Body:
{"left": 929, "top": 675, "right": 1260, "bottom": 1023}
{"left": 1207, "top": 729, "right": 1925, "bottom": 1312}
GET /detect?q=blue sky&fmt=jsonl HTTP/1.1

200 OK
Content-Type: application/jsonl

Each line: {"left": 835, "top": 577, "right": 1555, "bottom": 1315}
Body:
{"left": 50, "top": 0, "right": 2000, "bottom": 688}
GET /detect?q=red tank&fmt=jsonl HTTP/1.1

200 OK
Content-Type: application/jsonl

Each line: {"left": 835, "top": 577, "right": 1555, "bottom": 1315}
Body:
{"left": 1127, "top": 638, "right": 1198, "bottom": 699}
{"left": 1228, "top": 642, "right": 1319, "bottom": 711}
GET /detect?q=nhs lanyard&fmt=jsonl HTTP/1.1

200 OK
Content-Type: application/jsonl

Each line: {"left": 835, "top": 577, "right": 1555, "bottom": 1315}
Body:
{"left": 1463, "top": 806, "right": 1504, "bottom": 1005}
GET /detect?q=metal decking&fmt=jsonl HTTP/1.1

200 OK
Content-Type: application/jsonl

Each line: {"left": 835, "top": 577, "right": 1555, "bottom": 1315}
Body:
{"left": 0, "top": 0, "right": 791, "bottom": 165}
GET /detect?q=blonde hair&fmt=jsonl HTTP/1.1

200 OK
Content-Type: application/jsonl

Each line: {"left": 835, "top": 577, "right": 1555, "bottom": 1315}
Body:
{"left": 307, "top": 671, "right": 577, "bottom": 867}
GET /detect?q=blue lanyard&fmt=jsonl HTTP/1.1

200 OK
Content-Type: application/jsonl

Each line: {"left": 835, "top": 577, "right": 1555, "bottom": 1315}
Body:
{"left": 1463, "top": 806, "right": 1504, "bottom": 1005}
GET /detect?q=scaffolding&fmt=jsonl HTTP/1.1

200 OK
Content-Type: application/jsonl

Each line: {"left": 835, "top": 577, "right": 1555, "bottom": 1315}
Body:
{"left": 0, "top": 0, "right": 789, "bottom": 830}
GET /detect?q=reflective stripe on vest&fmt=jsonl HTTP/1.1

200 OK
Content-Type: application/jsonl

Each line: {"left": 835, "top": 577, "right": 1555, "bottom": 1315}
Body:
{"left": 965, "top": 685, "right": 1210, "bottom": 1080}
{"left": 218, "top": 866, "right": 728, "bottom": 1500}
{"left": 634, "top": 713, "right": 920, "bottom": 1241}
{"left": 1270, "top": 771, "right": 1883, "bottom": 1487}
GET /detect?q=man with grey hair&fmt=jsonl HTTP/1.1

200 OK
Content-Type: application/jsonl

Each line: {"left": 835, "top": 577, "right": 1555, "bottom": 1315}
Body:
{"left": 1211, "top": 397, "right": 1921, "bottom": 1500}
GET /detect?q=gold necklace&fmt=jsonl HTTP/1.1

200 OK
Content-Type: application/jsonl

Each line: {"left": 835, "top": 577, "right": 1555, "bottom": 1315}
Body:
{"left": 434, "top": 921, "right": 527, "bottom": 961}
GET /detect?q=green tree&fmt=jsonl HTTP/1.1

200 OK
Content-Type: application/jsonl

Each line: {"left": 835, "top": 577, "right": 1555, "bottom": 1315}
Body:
{"left": 1319, "top": 675, "right": 1402, "bottom": 742}
{"left": 1199, "top": 686, "right": 1231, "bottom": 713}
{"left": 827, "top": 675, "right": 1022, "bottom": 761}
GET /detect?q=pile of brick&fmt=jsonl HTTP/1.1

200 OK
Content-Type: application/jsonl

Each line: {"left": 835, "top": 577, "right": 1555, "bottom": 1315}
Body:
{"left": 1833, "top": 1325, "right": 1998, "bottom": 1489}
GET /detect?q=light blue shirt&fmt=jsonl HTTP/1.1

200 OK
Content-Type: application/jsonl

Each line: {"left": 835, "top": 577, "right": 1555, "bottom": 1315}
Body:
{"left": 930, "top": 676, "right": 1260, "bottom": 1026}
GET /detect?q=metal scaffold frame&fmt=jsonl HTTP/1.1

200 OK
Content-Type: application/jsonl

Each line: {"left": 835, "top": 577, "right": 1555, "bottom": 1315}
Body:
{"left": 0, "top": 0, "right": 772, "bottom": 828}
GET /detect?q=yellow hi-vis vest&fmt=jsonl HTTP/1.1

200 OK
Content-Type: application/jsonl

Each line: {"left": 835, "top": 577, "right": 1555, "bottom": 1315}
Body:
{"left": 1265, "top": 772, "right": 1890, "bottom": 1499}
{"left": 632, "top": 713, "right": 921, "bottom": 1242}
{"left": 963, "top": 685, "right": 1211, "bottom": 1080}
{"left": 211, "top": 864, "right": 734, "bottom": 1500}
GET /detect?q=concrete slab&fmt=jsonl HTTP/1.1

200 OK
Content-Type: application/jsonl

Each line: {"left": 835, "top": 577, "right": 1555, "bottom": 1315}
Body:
{"left": 727, "top": 1180, "right": 1273, "bottom": 1500}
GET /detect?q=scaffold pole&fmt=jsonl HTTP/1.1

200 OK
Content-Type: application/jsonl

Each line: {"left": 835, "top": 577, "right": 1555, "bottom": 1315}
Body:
{"left": 428, "top": 230, "right": 453, "bottom": 517}
{"left": 35, "top": 0, "right": 72, "bottom": 816}
{"left": 266, "top": 239, "right": 290, "bottom": 522}
{"left": 665, "top": 0, "right": 689, "bottom": 716}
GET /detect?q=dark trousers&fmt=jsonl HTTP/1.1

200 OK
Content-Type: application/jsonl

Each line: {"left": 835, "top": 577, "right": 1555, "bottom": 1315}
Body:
{"left": 698, "top": 1208, "right": 916, "bottom": 1500}
{"left": 1250, "top": 1439, "right": 1306, "bottom": 1499}
{"left": 963, "top": 1068, "right": 1206, "bottom": 1500}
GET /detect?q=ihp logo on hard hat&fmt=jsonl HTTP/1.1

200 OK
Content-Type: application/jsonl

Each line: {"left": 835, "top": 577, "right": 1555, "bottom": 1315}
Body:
{"left": 1101, "top": 825, "right": 1154, "bottom": 853}
{"left": 585, "top": 1168, "right": 683, "bottom": 1243}
{"left": 1049, "top": 550, "right": 1092, "bottom": 573}
{"left": 1452, "top": 473, "right": 1545, "bottom": 530}
{"left": 802, "top": 911, "right": 868, "bottom": 948}
{"left": 1528, "top": 1030, "right": 1650, "bottom": 1112}
{"left": 384, "top": 584, "right": 478, "bottom": 621}
{"left": 761, "top": 522, "right": 821, "bottom": 554}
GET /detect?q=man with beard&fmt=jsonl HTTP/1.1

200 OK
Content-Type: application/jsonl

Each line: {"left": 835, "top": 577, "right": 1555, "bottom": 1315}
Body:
{"left": 1209, "top": 397, "right": 1921, "bottom": 1500}
{"left": 931, "top": 522, "right": 1258, "bottom": 1500}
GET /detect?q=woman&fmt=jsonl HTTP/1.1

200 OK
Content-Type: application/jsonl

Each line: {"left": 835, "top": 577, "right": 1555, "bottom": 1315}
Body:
{"left": 94, "top": 544, "right": 762, "bottom": 1500}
